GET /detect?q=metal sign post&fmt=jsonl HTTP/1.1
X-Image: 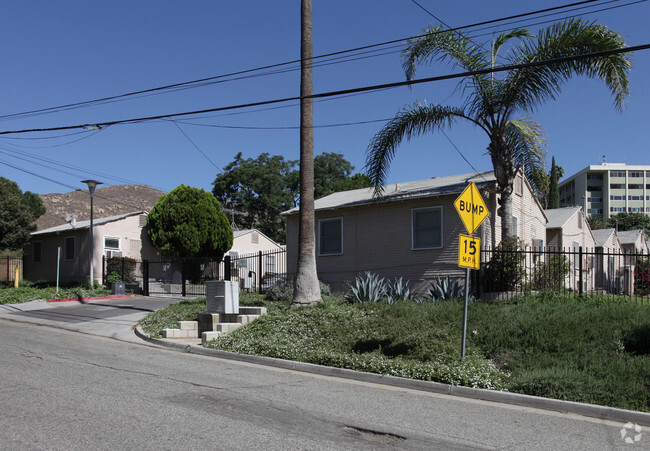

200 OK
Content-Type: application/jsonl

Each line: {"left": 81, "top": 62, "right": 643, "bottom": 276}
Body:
{"left": 454, "top": 182, "right": 489, "bottom": 359}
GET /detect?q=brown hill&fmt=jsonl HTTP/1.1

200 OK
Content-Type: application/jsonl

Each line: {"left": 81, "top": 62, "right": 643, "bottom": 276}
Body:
{"left": 37, "top": 185, "right": 165, "bottom": 231}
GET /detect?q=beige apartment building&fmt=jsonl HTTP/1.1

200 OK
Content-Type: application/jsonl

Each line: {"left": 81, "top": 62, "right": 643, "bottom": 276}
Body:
{"left": 559, "top": 163, "right": 650, "bottom": 219}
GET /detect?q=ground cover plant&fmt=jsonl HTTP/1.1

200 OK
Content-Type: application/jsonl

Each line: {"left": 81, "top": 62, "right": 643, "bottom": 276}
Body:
{"left": 139, "top": 281, "right": 650, "bottom": 412}
{"left": 0, "top": 281, "right": 110, "bottom": 305}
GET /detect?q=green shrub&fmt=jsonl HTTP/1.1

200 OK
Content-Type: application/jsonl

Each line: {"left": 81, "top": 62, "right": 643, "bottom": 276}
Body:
{"left": 483, "top": 237, "right": 525, "bottom": 292}
{"left": 106, "top": 257, "right": 136, "bottom": 283}
{"left": 385, "top": 277, "right": 419, "bottom": 304}
{"left": 530, "top": 254, "right": 572, "bottom": 291}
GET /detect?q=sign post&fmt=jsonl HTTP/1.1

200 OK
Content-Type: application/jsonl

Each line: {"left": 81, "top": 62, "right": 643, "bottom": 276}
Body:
{"left": 454, "top": 182, "right": 489, "bottom": 358}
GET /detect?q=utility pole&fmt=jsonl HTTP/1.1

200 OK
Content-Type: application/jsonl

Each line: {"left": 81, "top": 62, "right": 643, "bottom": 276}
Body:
{"left": 292, "top": 0, "right": 321, "bottom": 306}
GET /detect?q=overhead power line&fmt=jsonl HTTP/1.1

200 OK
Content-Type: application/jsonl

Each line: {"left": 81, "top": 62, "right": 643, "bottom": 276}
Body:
{"left": 0, "top": 0, "right": 627, "bottom": 122}
{"left": 0, "top": 43, "right": 647, "bottom": 136}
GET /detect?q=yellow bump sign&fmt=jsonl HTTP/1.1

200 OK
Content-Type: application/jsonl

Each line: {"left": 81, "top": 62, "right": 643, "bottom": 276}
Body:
{"left": 454, "top": 182, "right": 489, "bottom": 234}
{"left": 458, "top": 234, "right": 480, "bottom": 270}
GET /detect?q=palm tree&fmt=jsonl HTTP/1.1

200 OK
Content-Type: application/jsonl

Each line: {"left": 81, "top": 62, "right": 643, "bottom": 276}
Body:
{"left": 366, "top": 19, "right": 631, "bottom": 238}
{"left": 292, "top": 0, "right": 322, "bottom": 306}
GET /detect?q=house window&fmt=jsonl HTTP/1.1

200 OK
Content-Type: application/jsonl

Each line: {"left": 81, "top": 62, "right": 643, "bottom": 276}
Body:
{"left": 266, "top": 254, "right": 276, "bottom": 273}
{"left": 64, "top": 237, "right": 75, "bottom": 260}
{"left": 319, "top": 217, "right": 343, "bottom": 255}
{"left": 104, "top": 237, "right": 121, "bottom": 258}
{"left": 33, "top": 241, "right": 42, "bottom": 263}
{"left": 512, "top": 215, "right": 519, "bottom": 238}
{"left": 515, "top": 176, "right": 523, "bottom": 196}
{"left": 412, "top": 207, "right": 442, "bottom": 249}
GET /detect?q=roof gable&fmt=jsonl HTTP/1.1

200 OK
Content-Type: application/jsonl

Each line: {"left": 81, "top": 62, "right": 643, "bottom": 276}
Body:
{"left": 544, "top": 206, "right": 582, "bottom": 229}
{"left": 283, "top": 171, "right": 497, "bottom": 215}
{"left": 32, "top": 211, "right": 146, "bottom": 236}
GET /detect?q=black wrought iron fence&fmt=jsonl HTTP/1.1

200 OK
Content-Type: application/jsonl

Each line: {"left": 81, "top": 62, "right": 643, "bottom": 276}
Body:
{"left": 104, "top": 249, "right": 287, "bottom": 297}
{"left": 477, "top": 246, "right": 649, "bottom": 303}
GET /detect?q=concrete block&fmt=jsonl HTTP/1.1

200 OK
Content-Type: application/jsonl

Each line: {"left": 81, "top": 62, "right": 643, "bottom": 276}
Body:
{"left": 201, "top": 331, "right": 222, "bottom": 345}
{"left": 177, "top": 321, "right": 198, "bottom": 330}
{"left": 206, "top": 280, "right": 239, "bottom": 314}
{"left": 162, "top": 328, "right": 182, "bottom": 338}
{"left": 216, "top": 323, "right": 242, "bottom": 333}
{"left": 237, "top": 314, "right": 260, "bottom": 324}
{"left": 239, "top": 306, "right": 267, "bottom": 316}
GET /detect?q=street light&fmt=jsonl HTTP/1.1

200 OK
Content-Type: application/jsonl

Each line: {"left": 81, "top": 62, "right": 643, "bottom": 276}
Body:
{"left": 81, "top": 179, "right": 103, "bottom": 288}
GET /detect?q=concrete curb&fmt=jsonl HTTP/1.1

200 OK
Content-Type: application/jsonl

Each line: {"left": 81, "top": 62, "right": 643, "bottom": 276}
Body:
{"left": 134, "top": 325, "right": 650, "bottom": 427}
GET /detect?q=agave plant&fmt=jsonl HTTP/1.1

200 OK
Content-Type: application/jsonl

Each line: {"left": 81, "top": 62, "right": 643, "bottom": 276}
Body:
{"left": 347, "top": 272, "right": 388, "bottom": 303}
{"left": 385, "top": 277, "right": 419, "bottom": 304}
{"left": 428, "top": 276, "right": 464, "bottom": 302}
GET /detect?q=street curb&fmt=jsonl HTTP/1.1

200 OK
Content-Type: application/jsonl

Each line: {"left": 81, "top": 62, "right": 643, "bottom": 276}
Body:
{"left": 47, "top": 295, "right": 134, "bottom": 303}
{"left": 134, "top": 325, "right": 650, "bottom": 427}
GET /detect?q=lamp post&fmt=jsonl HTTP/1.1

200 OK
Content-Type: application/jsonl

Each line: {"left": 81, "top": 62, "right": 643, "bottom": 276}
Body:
{"left": 82, "top": 179, "right": 103, "bottom": 288}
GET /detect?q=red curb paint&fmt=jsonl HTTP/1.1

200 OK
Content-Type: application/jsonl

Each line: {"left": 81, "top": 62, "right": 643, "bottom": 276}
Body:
{"left": 46, "top": 295, "right": 133, "bottom": 303}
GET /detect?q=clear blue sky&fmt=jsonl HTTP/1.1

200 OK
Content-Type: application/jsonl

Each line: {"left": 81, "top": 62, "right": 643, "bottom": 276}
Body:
{"left": 0, "top": 0, "right": 648, "bottom": 199}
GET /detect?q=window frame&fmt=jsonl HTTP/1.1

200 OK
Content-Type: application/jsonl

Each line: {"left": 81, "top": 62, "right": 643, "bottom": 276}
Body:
{"left": 411, "top": 206, "right": 443, "bottom": 250}
{"left": 32, "top": 241, "right": 42, "bottom": 263}
{"left": 318, "top": 217, "right": 343, "bottom": 256}
{"left": 64, "top": 236, "right": 75, "bottom": 260}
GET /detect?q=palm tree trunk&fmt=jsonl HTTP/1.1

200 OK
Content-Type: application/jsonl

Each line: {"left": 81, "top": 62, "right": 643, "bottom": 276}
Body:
{"left": 292, "top": 0, "right": 321, "bottom": 306}
{"left": 491, "top": 142, "right": 516, "bottom": 239}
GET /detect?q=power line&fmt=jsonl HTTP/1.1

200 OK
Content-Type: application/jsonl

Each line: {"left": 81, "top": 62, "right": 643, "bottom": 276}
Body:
{"left": 0, "top": 0, "right": 625, "bottom": 123}
{"left": 1, "top": 43, "right": 647, "bottom": 136}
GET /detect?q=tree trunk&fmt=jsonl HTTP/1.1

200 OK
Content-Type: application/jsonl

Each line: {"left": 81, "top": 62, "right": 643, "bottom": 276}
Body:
{"left": 292, "top": 0, "right": 321, "bottom": 307}
{"left": 490, "top": 142, "right": 516, "bottom": 239}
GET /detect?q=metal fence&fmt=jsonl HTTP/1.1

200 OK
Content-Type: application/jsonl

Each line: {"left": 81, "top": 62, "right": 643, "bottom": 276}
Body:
{"left": 0, "top": 257, "right": 22, "bottom": 282}
{"left": 104, "top": 249, "right": 287, "bottom": 297}
{"left": 477, "top": 246, "right": 650, "bottom": 303}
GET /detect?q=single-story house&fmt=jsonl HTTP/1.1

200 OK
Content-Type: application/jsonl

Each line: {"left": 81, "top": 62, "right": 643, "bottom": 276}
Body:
{"left": 283, "top": 170, "right": 547, "bottom": 294}
{"left": 222, "top": 229, "right": 286, "bottom": 289}
{"left": 24, "top": 211, "right": 158, "bottom": 284}
{"left": 591, "top": 228, "right": 623, "bottom": 292}
{"left": 544, "top": 206, "right": 595, "bottom": 292}
{"left": 617, "top": 229, "right": 649, "bottom": 255}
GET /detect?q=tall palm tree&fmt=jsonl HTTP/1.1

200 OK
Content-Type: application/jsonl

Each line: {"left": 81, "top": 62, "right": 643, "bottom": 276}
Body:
{"left": 292, "top": 0, "right": 322, "bottom": 306}
{"left": 366, "top": 19, "right": 631, "bottom": 238}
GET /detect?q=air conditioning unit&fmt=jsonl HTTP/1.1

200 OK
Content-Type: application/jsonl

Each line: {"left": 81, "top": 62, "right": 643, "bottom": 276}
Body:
{"left": 106, "top": 250, "right": 123, "bottom": 259}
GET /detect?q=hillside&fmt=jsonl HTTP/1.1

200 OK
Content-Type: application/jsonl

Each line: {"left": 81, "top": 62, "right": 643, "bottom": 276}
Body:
{"left": 37, "top": 185, "right": 165, "bottom": 231}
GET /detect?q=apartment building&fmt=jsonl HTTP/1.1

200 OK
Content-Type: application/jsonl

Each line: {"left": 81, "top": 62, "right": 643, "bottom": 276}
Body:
{"left": 559, "top": 163, "right": 650, "bottom": 219}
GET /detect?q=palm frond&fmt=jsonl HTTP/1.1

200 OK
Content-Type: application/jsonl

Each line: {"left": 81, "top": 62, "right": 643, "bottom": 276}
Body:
{"left": 492, "top": 29, "right": 533, "bottom": 67}
{"left": 402, "top": 25, "right": 492, "bottom": 108}
{"left": 505, "top": 118, "right": 547, "bottom": 192}
{"left": 504, "top": 18, "right": 631, "bottom": 114}
{"left": 365, "top": 104, "right": 468, "bottom": 193}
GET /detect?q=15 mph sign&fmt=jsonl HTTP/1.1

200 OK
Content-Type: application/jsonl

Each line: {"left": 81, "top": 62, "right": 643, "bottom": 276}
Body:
{"left": 454, "top": 182, "right": 488, "bottom": 235}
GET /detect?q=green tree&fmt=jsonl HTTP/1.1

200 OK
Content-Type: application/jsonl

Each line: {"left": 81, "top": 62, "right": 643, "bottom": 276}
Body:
{"left": 588, "top": 214, "right": 606, "bottom": 230}
{"left": 147, "top": 185, "right": 233, "bottom": 260}
{"left": 530, "top": 166, "right": 550, "bottom": 209}
{"left": 288, "top": 152, "right": 374, "bottom": 200}
{"left": 366, "top": 19, "right": 630, "bottom": 238}
{"left": 0, "top": 178, "right": 45, "bottom": 251}
{"left": 548, "top": 157, "right": 560, "bottom": 209}
{"left": 212, "top": 152, "right": 296, "bottom": 244}
{"left": 607, "top": 212, "right": 650, "bottom": 237}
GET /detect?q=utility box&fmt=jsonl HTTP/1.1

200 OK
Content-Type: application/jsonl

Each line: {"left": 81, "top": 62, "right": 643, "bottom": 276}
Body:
{"left": 112, "top": 281, "right": 125, "bottom": 295}
{"left": 206, "top": 280, "right": 239, "bottom": 314}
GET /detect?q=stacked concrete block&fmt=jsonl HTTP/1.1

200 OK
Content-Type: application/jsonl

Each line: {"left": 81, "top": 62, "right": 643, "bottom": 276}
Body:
{"left": 201, "top": 331, "right": 222, "bottom": 345}
{"left": 162, "top": 321, "right": 199, "bottom": 338}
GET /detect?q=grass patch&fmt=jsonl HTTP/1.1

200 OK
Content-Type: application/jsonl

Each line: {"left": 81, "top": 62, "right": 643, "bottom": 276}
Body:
{"left": 0, "top": 281, "right": 110, "bottom": 305}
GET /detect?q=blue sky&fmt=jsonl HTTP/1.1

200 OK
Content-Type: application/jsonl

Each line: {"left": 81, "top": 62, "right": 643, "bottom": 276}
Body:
{"left": 0, "top": 0, "right": 648, "bottom": 199}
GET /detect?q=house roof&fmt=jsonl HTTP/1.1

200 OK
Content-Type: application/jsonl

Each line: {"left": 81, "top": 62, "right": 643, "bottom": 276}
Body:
{"left": 31, "top": 211, "right": 146, "bottom": 236}
{"left": 617, "top": 229, "right": 645, "bottom": 245}
{"left": 282, "top": 171, "right": 497, "bottom": 215}
{"left": 232, "top": 228, "right": 281, "bottom": 246}
{"left": 591, "top": 228, "right": 617, "bottom": 247}
{"left": 544, "top": 206, "right": 582, "bottom": 229}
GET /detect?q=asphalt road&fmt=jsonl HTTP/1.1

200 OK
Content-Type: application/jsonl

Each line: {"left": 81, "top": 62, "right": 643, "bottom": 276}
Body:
{"left": 0, "top": 297, "right": 646, "bottom": 450}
